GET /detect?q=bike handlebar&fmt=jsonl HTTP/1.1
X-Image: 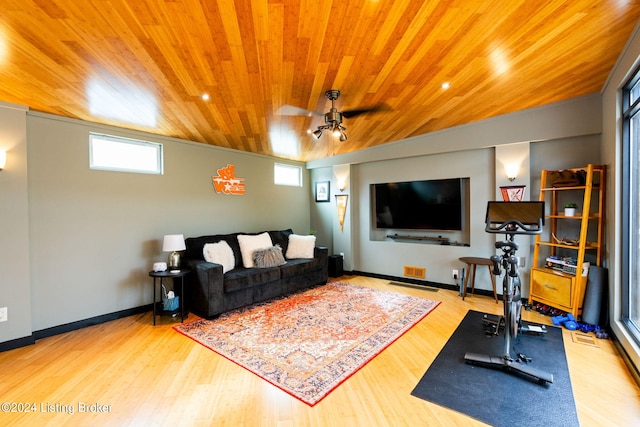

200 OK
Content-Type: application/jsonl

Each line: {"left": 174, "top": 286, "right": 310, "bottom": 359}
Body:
{"left": 485, "top": 218, "right": 543, "bottom": 235}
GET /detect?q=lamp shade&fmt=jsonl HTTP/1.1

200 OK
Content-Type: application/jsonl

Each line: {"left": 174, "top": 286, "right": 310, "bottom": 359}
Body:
{"left": 162, "top": 234, "right": 186, "bottom": 252}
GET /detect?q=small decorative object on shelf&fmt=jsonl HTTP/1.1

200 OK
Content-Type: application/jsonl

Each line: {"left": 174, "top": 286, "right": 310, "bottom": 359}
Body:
{"left": 563, "top": 202, "right": 578, "bottom": 216}
{"left": 552, "top": 233, "right": 579, "bottom": 246}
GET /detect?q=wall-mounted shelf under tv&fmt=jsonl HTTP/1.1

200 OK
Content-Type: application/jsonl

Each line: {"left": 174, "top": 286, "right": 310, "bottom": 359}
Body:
{"left": 386, "top": 234, "right": 470, "bottom": 246}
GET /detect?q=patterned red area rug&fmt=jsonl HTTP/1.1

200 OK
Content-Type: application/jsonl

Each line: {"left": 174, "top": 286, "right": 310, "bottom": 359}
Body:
{"left": 174, "top": 281, "right": 439, "bottom": 406}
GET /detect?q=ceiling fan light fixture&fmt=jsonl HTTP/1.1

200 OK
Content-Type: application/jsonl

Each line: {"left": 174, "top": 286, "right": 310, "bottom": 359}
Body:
{"left": 332, "top": 123, "right": 342, "bottom": 138}
{"left": 295, "top": 89, "right": 378, "bottom": 142}
{"left": 337, "top": 124, "right": 347, "bottom": 141}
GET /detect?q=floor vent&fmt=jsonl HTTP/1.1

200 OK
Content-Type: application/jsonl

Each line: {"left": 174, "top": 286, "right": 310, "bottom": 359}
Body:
{"left": 403, "top": 266, "right": 426, "bottom": 279}
{"left": 571, "top": 331, "right": 599, "bottom": 347}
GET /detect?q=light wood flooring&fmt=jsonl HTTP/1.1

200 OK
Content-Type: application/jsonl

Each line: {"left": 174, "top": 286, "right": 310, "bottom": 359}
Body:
{"left": 1, "top": 275, "right": 639, "bottom": 426}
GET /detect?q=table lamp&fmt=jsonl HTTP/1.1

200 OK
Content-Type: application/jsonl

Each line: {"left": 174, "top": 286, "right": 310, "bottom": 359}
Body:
{"left": 163, "top": 234, "right": 186, "bottom": 269}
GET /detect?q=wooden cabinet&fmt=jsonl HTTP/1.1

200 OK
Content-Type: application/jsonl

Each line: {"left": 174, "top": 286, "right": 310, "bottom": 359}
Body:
{"left": 531, "top": 268, "right": 574, "bottom": 308}
{"left": 529, "top": 164, "right": 606, "bottom": 317}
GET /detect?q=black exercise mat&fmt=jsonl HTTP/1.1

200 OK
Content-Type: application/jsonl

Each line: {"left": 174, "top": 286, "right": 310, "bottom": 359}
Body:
{"left": 411, "top": 310, "right": 579, "bottom": 427}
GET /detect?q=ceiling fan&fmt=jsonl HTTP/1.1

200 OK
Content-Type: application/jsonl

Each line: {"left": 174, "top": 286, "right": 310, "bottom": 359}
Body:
{"left": 278, "top": 90, "right": 387, "bottom": 142}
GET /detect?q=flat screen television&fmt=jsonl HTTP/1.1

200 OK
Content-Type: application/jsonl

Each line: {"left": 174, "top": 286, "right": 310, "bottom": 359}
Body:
{"left": 373, "top": 178, "right": 464, "bottom": 231}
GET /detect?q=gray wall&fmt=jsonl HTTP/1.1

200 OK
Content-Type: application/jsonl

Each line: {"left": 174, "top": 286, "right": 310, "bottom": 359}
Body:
{"left": 0, "top": 93, "right": 604, "bottom": 347}
{"left": 1, "top": 111, "right": 309, "bottom": 339}
{"left": 307, "top": 94, "right": 602, "bottom": 169}
{"left": 353, "top": 149, "right": 493, "bottom": 287}
{"left": 309, "top": 167, "right": 334, "bottom": 253}
{"left": 530, "top": 135, "right": 601, "bottom": 194}
{"left": 310, "top": 94, "right": 602, "bottom": 295}
{"left": 0, "top": 102, "right": 32, "bottom": 345}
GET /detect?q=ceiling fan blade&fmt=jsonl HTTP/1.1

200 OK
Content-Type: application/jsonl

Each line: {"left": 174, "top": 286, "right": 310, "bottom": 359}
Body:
{"left": 341, "top": 103, "right": 390, "bottom": 119}
{"left": 276, "top": 104, "right": 323, "bottom": 117}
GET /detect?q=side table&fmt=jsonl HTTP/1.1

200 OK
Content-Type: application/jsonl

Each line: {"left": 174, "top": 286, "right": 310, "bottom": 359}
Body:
{"left": 149, "top": 268, "right": 191, "bottom": 325}
{"left": 458, "top": 257, "right": 498, "bottom": 303}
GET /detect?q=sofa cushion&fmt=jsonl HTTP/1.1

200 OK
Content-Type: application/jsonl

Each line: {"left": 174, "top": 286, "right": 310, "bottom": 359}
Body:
{"left": 280, "top": 258, "right": 321, "bottom": 279}
{"left": 223, "top": 267, "right": 280, "bottom": 293}
{"left": 253, "top": 245, "right": 286, "bottom": 268}
{"left": 238, "top": 232, "right": 274, "bottom": 268}
{"left": 285, "top": 234, "right": 316, "bottom": 259}
{"left": 186, "top": 230, "right": 293, "bottom": 267}
{"left": 203, "top": 240, "right": 235, "bottom": 273}
{"left": 268, "top": 229, "right": 293, "bottom": 254}
{"left": 185, "top": 233, "right": 241, "bottom": 266}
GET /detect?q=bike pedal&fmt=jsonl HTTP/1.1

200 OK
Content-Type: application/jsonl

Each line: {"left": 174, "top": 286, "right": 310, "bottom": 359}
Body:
{"left": 517, "top": 353, "right": 532, "bottom": 363}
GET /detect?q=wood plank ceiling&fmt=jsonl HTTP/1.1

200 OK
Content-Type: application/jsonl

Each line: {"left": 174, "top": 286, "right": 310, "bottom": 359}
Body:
{"left": 1, "top": 1, "right": 639, "bottom": 162}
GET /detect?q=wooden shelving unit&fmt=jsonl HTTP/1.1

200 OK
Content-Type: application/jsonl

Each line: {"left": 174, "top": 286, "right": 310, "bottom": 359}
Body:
{"left": 529, "top": 164, "right": 606, "bottom": 317}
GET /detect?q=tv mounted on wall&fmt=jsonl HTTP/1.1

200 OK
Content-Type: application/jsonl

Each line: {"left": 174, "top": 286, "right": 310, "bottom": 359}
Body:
{"left": 372, "top": 178, "right": 465, "bottom": 231}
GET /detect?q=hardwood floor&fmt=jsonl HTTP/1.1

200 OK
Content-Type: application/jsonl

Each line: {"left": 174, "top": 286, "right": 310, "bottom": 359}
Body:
{"left": 1, "top": 275, "right": 638, "bottom": 426}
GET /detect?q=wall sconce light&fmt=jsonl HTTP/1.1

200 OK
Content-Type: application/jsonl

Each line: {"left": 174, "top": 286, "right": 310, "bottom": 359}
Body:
{"left": 0, "top": 150, "right": 6, "bottom": 171}
{"left": 504, "top": 163, "right": 519, "bottom": 181}
{"left": 336, "top": 194, "right": 348, "bottom": 231}
{"left": 333, "top": 164, "right": 350, "bottom": 192}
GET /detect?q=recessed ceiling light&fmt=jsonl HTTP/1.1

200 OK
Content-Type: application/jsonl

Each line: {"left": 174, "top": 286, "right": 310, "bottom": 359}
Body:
{"left": 201, "top": 93, "right": 210, "bottom": 101}
{"left": 441, "top": 82, "right": 451, "bottom": 89}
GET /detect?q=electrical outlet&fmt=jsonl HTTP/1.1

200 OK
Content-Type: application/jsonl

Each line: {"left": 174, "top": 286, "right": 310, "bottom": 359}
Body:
{"left": 452, "top": 269, "right": 459, "bottom": 280}
{"left": 0, "top": 307, "right": 7, "bottom": 322}
{"left": 518, "top": 256, "right": 526, "bottom": 268}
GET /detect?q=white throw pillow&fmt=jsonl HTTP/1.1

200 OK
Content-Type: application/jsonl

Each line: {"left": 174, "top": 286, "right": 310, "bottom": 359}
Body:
{"left": 237, "top": 232, "right": 274, "bottom": 268}
{"left": 203, "top": 241, "right": 235, "bottom": 273}
{"left": 285, "top": 234, "right": 316, "bottom": 259}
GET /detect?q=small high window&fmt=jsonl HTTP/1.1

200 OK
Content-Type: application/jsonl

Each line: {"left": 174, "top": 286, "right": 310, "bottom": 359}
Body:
{"left": 274, "top": 163, "right": 302, "bottom": 187}
{"left": 89, "top": 133, "right": 163, "bottom": 174}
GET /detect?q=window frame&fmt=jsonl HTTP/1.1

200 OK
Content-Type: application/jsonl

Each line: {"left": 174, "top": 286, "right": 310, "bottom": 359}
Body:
{"left": 89, "top": 133, "right": 164, "bottom": 175}
{"left": 621, "top": 66, "right": 640, "bottom": 345}
{"left": 274, "top": 162, "right": 303, "bottom": 187}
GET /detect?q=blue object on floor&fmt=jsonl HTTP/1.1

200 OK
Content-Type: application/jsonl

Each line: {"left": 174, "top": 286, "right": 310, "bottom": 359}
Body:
{"left": 552, "top": 313, "right": 577, "bottom": 330}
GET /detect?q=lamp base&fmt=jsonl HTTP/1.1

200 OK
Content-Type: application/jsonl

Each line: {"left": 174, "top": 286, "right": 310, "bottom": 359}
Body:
{"left": 168, "top": 251, "right": 181, "bottom": 269}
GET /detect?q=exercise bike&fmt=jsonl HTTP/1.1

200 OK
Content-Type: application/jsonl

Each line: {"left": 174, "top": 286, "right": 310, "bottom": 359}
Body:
{"left": 464, "top": 201, "right": 554, "bottom": 384}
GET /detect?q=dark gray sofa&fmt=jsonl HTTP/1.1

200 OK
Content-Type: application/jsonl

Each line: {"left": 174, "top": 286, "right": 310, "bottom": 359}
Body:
{"left": 184, "top": 229, "right": 328, "bottom": 318}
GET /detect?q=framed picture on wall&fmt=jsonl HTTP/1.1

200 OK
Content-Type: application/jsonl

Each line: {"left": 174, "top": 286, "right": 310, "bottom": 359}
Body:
{"left": 500, "top": 185, "right": 526, "bottom": 202}
{"left": 315, "top": 181, "right": 330, "bottom": 202}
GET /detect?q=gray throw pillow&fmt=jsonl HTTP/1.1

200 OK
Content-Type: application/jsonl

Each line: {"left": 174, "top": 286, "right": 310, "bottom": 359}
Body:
{"left": 253, "top": 245, "right": 286, "bottom": 268}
